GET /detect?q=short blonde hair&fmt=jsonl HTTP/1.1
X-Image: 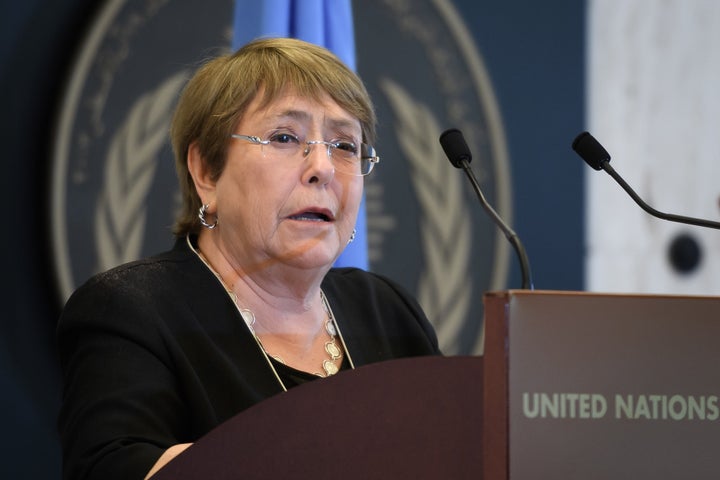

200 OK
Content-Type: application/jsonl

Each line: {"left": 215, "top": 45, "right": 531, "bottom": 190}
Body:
{"left": 170, "top": 37, "right": 377, "bottom": 236}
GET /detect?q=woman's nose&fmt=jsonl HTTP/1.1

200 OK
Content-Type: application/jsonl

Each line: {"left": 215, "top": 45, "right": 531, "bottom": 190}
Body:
{"left": 302, "top": 141, "right": 335, "bottom": 184}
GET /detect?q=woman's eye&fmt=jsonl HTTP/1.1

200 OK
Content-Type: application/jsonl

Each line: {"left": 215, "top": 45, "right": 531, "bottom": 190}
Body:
{"left": 334, "top": 141, "right": 358, "bottom": 155}
{"left": 270, "top": 133, "right": 298, "bottom": 144}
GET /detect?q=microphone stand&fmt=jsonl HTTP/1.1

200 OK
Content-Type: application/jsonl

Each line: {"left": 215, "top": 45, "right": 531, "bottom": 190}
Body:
{"left": 572, "top": 131, "right": 720, "bottom": 230}
{"left": 600, "top": 162, "right": 720, "bottom": 230}
{"left": 457, "top": 157, "right": 534, "bottom": 289}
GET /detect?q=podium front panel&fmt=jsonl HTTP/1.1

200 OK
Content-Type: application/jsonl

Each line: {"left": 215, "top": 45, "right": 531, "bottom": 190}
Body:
{"left": 484, "top": 290, "right": 720, "bottom": 479}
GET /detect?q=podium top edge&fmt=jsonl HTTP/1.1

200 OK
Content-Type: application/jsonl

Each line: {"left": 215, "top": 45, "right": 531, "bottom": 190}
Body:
{"left": 484, "top": 289, "right": 720, "bottom": 301}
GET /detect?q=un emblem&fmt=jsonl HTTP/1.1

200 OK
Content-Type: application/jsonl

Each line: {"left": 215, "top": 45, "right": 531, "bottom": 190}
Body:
{"left": 51, "top": 0, "right": 511, "bottom": 355}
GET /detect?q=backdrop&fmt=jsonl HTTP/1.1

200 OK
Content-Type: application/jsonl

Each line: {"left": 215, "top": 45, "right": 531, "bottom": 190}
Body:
{"left": 1, "top": 0, "right": 584, "bottom": 477}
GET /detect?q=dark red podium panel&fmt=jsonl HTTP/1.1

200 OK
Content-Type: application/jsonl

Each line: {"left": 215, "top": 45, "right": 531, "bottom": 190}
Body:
{"left": 484, "top": 290, "right": 720, "bottom": 480}
{"left": 153, "top": 355, "right": 483, "bottom": 480}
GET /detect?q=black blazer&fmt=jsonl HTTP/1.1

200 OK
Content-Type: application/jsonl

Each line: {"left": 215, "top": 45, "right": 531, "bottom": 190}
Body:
{"left": 57, "top": 236, "right": 440, "bottom": 480}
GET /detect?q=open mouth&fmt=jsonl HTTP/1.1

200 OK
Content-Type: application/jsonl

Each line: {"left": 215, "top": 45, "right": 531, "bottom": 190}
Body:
{"left": 288, "top": 211, "right": 333, "bottom": 222}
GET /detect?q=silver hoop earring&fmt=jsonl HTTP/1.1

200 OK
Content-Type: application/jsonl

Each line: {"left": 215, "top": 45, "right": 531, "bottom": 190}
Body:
{"left": 347, "top": 228, "right": 356, "bottom": 244}
{"left": 198, "top": 204, "right": 218, "bottom": 229}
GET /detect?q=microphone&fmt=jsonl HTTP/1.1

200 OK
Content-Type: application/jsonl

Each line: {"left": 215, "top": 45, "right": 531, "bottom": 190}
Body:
{"left": 439, "top": 128, "right": 534, "bottom": 290}
{"left": 572, "top": 131, "right": 720, "bottom": 230}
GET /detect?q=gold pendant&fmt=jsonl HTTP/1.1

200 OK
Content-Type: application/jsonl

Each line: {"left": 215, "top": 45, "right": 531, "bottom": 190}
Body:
{"left": 325, "top": 341, "right": 341, "bottom": 359}
{"left": 323, "top": 359, "right": 339, "bottom": 376}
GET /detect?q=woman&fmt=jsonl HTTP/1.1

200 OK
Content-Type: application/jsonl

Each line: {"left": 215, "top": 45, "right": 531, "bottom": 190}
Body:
{"left": 57, "top": 37, "right": 440, "bottom": 480}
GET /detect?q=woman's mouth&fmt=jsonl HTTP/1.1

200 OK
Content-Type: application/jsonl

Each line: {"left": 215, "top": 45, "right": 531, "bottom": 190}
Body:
{"left": 287, "top": 208, "right": 334, "bottom": 222}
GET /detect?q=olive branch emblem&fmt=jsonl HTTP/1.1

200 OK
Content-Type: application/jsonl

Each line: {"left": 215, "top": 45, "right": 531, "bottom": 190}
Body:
{"left": 380, "top": 78, "right": 474, "bottom": 354}
{"left": 95, "top": 72, "right": 187, "bottom": 271}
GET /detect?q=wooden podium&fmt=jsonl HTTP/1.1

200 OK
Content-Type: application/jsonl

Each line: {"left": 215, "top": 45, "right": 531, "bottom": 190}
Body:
{"left": 483, "top": 290, "right": 720, "bottom": 480}
{"left": 153, "top": 290, "right": 720, "bottom": 479}
{"left": 152, "top": 355, "right": 484, "bottom": 479}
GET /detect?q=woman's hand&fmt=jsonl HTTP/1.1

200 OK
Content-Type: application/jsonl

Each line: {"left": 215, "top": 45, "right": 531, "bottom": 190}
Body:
{"left": 145, "top": 443, "right": 193, "bottom": 479}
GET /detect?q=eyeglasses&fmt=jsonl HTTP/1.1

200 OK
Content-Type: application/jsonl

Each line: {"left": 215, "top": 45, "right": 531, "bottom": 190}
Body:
{"left": 230, "top": 133, "right": 379, "bottom": 176}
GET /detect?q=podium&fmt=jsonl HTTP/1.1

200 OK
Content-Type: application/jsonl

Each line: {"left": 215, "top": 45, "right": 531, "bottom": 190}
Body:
{"left": 153, "top": 290, "right": 720, "bottom": 479}
{"left": 483, "top": 290, "right": 720, "bottom": 480}
{"left": 152, "top": 355, "right": 484, "bottom": 479}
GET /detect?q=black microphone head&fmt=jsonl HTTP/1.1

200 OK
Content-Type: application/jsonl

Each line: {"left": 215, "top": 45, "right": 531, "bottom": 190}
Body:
{"left": 439, "top": 128, "right": 472, "bottom": 168}
{"left": 572, "top": 131, "right": 611, "bottom": 171}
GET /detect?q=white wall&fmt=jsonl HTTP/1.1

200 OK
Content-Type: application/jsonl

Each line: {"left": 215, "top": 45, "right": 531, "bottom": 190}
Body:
{"left": 587, "top": 0, "right": 720, "bottom": 294}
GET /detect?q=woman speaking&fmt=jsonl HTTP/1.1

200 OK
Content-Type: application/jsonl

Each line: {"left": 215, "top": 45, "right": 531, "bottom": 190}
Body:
{"left": 57, "top": 37, "right": 440, "bottom": 480}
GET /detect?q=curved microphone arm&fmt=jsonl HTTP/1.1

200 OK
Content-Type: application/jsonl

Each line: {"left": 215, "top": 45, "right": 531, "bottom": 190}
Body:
{"left": 572, "top": 131, "right": 720, "bottom": 230}
{"left": 459, "top": 158, "right": 534, "bottom": 290}
{"left": 602, "top": 162, "right": 720, "bottom": 230}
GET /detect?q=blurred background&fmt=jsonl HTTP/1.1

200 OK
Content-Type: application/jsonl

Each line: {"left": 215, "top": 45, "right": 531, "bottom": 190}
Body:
{"left": 2, "top": 0, "right": 718, "bottom": 477}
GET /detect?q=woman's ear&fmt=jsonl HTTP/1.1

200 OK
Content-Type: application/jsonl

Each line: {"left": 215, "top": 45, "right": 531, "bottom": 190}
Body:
{"left": 187, "top": 141, "right": 216, "bottom": 207}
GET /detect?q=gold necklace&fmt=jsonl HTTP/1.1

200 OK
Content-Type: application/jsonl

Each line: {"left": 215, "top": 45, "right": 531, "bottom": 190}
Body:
{"left": 188, "top": 236, "right": 347, "bottom": 380}
{"left": 319, "top": 291, "right": 343, "bottom": 376}
{"left": 238, "top": 292, "right": 343, "bottom": 377}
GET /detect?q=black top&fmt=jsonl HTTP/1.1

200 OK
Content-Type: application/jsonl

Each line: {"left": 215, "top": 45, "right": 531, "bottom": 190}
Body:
{"left": 270, "top": 355, "right": 351, "bottom": 388}
{"left": 57, "top": 237, "right": 440, "bottom": 480}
